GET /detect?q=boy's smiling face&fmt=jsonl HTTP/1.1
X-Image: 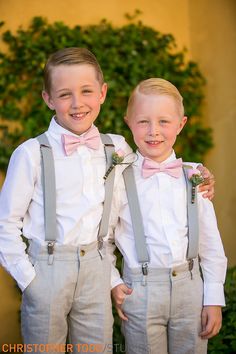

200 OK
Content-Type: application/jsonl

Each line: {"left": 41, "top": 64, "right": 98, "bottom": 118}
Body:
{"left": 42, "top": 64, "right": 107, "bottom": 135}
{"left": 125, "top": 93, "right": 187, "bottom": 163}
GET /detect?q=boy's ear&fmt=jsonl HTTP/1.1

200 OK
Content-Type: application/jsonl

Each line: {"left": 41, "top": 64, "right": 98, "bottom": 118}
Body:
{"left": 124, "top": 115, "right": 130, "bottom": 127}
{"left": 177, "top": 116, "right": 187, "bottom": 135}
{"left": 42, "top": 91, "right": 54, "bottom": 110}
{"left": 100, "top": 83, "right": 108, "bottom": 104}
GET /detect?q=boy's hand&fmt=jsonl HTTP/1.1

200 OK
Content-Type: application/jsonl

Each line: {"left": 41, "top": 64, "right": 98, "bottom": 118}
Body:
{"left": 112, "top": 283, "right": 133, "bottom": 321}
{"left": 197, "top": 165, "right": 215, "bottom": 200}
{"left": 200, "top": 306, "right": 222, "bottom": 339}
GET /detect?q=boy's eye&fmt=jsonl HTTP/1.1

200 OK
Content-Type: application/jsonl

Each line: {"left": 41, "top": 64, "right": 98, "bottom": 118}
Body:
{"left": 160, "top": 119, "right": 169, "bottom": 124}
{"left": 82, "top": 89, "right": 93, "bottom": 94}
{"left": 59, "top": 92, "right": 71, "bottom": 98}
{"left": 138, "top": 120, "right": 149, "bottom": 124}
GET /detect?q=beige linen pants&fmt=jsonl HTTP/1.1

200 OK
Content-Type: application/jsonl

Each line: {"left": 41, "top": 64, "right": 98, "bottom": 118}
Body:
{"left": 121, "top": 260, "right": 208, "bottom": 354}
{"left": 21, "top": 241, "right": 113, "bottom": 354}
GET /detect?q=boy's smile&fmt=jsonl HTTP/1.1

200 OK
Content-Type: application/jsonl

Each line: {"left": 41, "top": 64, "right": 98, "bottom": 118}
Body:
{"left": 125, "top": 93, "right": 187, "bottom": 163}
{"left": 145, "top": 139, "right": 164, "bottom": 146}
{"left": 42, "top": 64, "right": 107, "bottom": 135}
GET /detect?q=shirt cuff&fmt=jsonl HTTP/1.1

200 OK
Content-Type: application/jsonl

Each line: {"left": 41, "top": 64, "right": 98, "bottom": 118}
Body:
{"left": 110, "top": 265, "right": 124, "bottom": 289}
{"left": 111, "top": 277, "right": 124, "bottom": 290}
{"left": 203, "top": 282, "right": 226, "bottom": 306}
{"left": 8, "top": 259, "right": 36, "bottom": 291}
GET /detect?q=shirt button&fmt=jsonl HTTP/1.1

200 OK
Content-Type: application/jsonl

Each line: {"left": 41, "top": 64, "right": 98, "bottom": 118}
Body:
{"left": 172, "top": 270, "right": 177, "bottom": 277}
{"left": 80, "top": 250, "right": 86, "bottom": 256}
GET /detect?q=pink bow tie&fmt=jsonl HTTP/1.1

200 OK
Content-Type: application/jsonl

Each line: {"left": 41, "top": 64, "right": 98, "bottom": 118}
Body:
{"left": 62, "top": 126, "right": 100, "bottom": 155}
{"left": 142, "top": 158, "right": 183, "bottom": 178}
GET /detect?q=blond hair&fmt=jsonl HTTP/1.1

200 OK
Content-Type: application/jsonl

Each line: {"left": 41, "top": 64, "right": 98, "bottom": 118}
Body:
{"left": 126, "top": 78, "right": 184, "bottom": 117}
{"left": 43, "top": 47, "right": 104, "bottom": 94}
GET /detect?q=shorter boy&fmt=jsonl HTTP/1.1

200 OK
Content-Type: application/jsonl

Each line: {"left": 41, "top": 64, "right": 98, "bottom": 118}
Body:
{"left": 110, "top": 78, "right": 227, "bottom": 354}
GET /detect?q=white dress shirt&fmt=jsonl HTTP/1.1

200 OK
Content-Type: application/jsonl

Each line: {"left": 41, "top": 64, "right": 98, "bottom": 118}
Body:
{"left": 109, "top": 151, "right": 227, "bottom": 306}
{"left": 0, "top": 117, "right": 132, "bottom": 291}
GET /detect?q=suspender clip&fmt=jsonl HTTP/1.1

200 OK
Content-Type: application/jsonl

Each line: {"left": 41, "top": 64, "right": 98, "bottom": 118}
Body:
{"left": 142, "top": 262, "right": 149, "bottom": 276}
{"left": 188, "top": 259, "right": 194, "bottom": 271}
{"left": 47, "top": 241, "right": 55, "bottom": 255}
{"left": 98, "top": 236, "right": 103, "bottom": 250}
{"left": 47, "top": 241, "right": 55, "bottom": 265}
{"left": 188, "top": 259, "right": 194, "bottom": 279}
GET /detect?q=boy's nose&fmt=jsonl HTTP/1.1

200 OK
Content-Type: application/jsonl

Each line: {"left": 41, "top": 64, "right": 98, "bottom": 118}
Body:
{"left": 149, "top": 123, "right": 159, "bottom": 136}
{"left": 71, "top": 95, "right": 83, "bottom": 108}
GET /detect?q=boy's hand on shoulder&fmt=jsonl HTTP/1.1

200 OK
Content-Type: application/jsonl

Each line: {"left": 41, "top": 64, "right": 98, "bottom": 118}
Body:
{"left": 200, "top": 305, "right": 222, "bottom": 339}
{"left": 111, "top": 283, "right": 133, "bottom": 321}
{"left": 197, "top": 165, "right": 215, "bottom": 200}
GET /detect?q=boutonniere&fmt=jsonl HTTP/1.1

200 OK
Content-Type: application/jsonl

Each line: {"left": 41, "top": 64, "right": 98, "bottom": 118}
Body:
{"left": 104, "top": 149, "right": 125, "bottom": 180}
{"left": 187, "top": 168, "right": 204, "bottom": 204}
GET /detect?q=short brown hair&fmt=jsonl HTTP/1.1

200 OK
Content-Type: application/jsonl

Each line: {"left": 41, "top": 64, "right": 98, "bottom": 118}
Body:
{"left": 126, "top": 78, "right": 184, "bottom": 117}
{"left": 43, "top": 47, "right": 104, "bottom": 94}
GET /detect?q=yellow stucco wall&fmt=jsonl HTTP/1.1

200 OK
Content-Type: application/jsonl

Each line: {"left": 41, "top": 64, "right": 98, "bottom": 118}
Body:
{"left": 188, "top": 0, "right": 236, "bottom": 267}
{"left": 0, "top": 0, "right": 235, "bottom": 346}
{"left": 0, "top": 0, "right": 191, "bottom": 50}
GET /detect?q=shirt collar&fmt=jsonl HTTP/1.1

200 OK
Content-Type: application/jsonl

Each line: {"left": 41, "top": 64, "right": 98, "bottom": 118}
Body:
{"left": 134, "top": 150, "right": 177, "bottom": 169}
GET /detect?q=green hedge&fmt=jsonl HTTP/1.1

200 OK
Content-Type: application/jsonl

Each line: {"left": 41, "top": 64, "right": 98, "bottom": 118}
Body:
{"left": 0, "top": 15, "right": 213, "bottom": 171}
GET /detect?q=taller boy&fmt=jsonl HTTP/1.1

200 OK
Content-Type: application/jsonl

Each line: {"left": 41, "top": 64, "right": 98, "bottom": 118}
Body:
{"left": 0, "top": 48, "right": 132, "bottom": 352}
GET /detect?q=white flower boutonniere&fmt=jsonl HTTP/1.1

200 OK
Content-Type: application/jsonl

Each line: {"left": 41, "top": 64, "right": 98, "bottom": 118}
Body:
{"left": 104, "top": 149, "right": 125, "bottom": 180}
{"left": 187, "top": 168, "right": 204, "bottom": 204}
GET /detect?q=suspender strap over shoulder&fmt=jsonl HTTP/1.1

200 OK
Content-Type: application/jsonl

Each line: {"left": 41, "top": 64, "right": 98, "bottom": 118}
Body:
{"left": 183, "top": 166, "right": 199, "bottom": 260}
{"left": 37, "top": 133, "right": 57, "bottom": 244}
{"left": 123, "top": 165, "right": 150, "bottom": 273}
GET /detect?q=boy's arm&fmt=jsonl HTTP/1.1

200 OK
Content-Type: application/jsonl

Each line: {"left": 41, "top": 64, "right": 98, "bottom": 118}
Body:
{"left": 197, "top": 194, "right": 227, "bottom": 337}
{"left": 106, "top": 174, "right": 132, "bottom": 321}
{"left": 105, "top": 176, "right": 124, "bottom": 289}
{"left": 105, "top": 133, "right": 134, "bottom": 290}
{"left": 0, "top": 143, "right": 38, "bottom": 290}
{"left": 198, "top": 195, "right": 227, "bottom": 306}
{"left": 106, "top": 230, "right": 123, "bottom": 289}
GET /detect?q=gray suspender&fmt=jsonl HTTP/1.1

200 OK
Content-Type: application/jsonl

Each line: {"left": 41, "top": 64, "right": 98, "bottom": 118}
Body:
{"left": 37, "top": 133, "right": 57, "bottom": 245}
{"left": 122, "top": 165, "right": 199, "bottom": 274}
{"left": 123, "top": 165, "right": 150, "bottom": 275}
{"left": 183, "top": 166, "right": 199, "bottom": 260}
{"left": 37, "top": 132, "right": 115, "bottom": 251}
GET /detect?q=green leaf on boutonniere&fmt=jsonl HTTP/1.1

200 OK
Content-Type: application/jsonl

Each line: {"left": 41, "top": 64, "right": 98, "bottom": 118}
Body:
{"left": 104, "top": 150, "right": 125, "bottom": 180}
{"left": 187, "top": 168, "right": 204, "bottom": 203}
